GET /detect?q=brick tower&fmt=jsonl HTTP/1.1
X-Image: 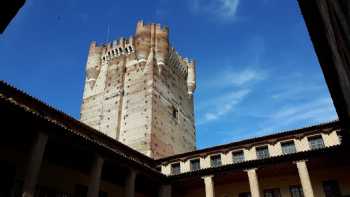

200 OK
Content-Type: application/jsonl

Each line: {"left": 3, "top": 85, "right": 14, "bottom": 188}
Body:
{"left": 80, "top": 21, "right": 196, "bottom": 158}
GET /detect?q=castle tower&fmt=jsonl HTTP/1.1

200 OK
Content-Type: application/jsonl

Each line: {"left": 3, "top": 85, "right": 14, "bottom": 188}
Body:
{"left": 80, "top": 21, "right": 196, "bottom": 158}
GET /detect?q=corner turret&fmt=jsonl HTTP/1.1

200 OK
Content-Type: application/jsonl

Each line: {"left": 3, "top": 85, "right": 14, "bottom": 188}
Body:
{"left": 186, "top": 59, "right": 196, "bottom": 97}
{"left": 85, "top": 41, "right": 103, "bottom": 89}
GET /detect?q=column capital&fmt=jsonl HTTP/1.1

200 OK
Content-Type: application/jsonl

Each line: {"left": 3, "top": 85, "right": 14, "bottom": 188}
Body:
{"left": 127, "top": 168, "right": 139, "bottom": 177}
{"left": 293, "top": 159, "right": 308, "bottom": 164}
{"left": 201, "top": 175, "right": 214, "bottom": 180}
{"left": 202, "top": 175, "right": 215, "bottom": 197}
{"left": 244, "top": 167, "right": 258, "bottom": 172}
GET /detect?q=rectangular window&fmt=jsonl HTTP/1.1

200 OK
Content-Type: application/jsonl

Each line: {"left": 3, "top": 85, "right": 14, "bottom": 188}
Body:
{"left": 290, "top": 186, "right": 304, "bottom": 197}
{"left": 281, "top": 141, "right": 296, "bottom": 154}
{"left": 232, "top": 150, "right": 245, "bottom": 163}
{"left": 323, "top": 180, "right": 341, "bottom": 197}
{"left": 256, "top": 146, "right": 270, "bottom": 159}
{"left": 99, "top": 191, "right": 108, "bottom": 197}
{"left": 210, "top": 154, "right": 222, "bottom": 167}
{"left": 308, "top": 135, "right": 325, "bottom": 150}
{"left": 75, "top": 184, "right": 107, "bottom": 197}
{"left": 264, "top": 188, "right": 281, "bottom": 197}
{"left": 171, "top": 163, "right": 181, "bottom": 175}
{"left": 239, "top": 192, "right": 252, "bottom": 197}
{"left": 190, "top": 159, "right": 200, "bottom": 171}
{"left": 75, "top": 184, "right": 87, "bottom": 197}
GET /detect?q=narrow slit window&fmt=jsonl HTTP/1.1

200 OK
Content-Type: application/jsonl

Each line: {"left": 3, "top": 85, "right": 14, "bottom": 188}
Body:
{"left": 171, "top": 106, "right": 178, "bottom": 120}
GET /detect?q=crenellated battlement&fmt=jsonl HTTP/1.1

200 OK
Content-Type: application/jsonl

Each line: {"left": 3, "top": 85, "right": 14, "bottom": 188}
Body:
{"left": 168, "top": 47, "right": 195, "bottom": 77}
{"left": 96, "top": 37, "right": 135, "bottom": 63}
{"left": 136, "top": 20, "right": 169, "bottom": 34}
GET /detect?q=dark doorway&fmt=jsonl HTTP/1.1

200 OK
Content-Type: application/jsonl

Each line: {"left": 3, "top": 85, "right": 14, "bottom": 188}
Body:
{"left": 323, "top": 180, "right": 341, "bottom": 197}
{"left": 0, "top": 161, "right": 16, "bottom": 197}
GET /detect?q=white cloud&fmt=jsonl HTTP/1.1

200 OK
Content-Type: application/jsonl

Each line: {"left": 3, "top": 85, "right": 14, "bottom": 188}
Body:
{"left": 197, "top": 66, "right": 268, "bottom": 125}
{"left": 203, "top": 68, "right": 268, "bottom": 89}
{"left": 228, "top": 68, "right": 267, "bottom": 86}
{"left": 198, "top": 89, "right": 250, "bottom": 124}
{"left": 218, "top": 0, "right": 240, "bottom": 17}
{"left": 270, "top": 74, "right": 324, "bottom": 101}
{"left": 189, "top": 0, "right": 240, "bottom": 22}
{"left": 261, "top": 97, "right": 338, "bottom": 133}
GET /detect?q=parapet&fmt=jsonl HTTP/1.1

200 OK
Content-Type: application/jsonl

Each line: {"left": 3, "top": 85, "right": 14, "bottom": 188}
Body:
{"left": 90, "top": 36, "right": 135, "bottom": 63}
{"left": 136, "top": 20, "right": 169, "bottom": 35}
{"left": 168, "top": 48, "right": 195, "bottom": 77}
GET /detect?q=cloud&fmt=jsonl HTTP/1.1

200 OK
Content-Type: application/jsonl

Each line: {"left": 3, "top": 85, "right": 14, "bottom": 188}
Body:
{"left": 227, "top": 68, "right": 267, "bottom": 86}
{"left": 217, "top": 0, "right": 240, "bottom": 17}
{"left": 214, "top": 96, "right": 337, "bottom": 145}
{"left": 260, "top": 97, "right": 338, "bottom": 134}
{"left": 270, "top": 74, "right": 324, "bottom": 101}
{"left": 189, "top": 0, "right": 240, "bottom": 22}
{"left": 198, "top": 89, "right": 251, "bottom": 124}
{"left": 197, "top": 66, "right": 268, "bottom": 125}
{"left": 203, "top": 67, "right": 268, "bottom": 89}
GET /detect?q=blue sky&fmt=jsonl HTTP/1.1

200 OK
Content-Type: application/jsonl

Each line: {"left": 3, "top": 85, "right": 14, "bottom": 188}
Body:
{"left": 0, "top": 0, "right": 338, "bottom": 149}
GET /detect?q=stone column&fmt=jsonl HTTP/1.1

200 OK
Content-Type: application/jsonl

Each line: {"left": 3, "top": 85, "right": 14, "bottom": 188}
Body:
{"left": 202, "top": 175, "right": 215, "bottom": 197}
{"left": 296, "top": 160, "right": 315, "bottom": 197}
{"left": 245, "top": 168, "right": 261, "bottom": 197}
{"left": 87, "top": 155, "right": 104, "bottom": 197}
{"left": 125, "top": 169, "right": 137, "bottom": 197}
{"left": 158, "top": 184, "right": 171, "bottom": 197}
{"left": 22, "top": 131, "right": 48, "bottom": 197}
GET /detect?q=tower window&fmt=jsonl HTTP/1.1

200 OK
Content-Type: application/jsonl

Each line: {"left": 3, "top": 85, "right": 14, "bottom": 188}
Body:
{"left": 171, "top": 106, "right": 178, "bottom": 119}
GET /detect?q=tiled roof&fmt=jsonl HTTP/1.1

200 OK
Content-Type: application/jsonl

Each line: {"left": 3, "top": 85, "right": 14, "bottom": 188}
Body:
{"left": 0, "top": 80, "right": 161, "bottom": 176}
